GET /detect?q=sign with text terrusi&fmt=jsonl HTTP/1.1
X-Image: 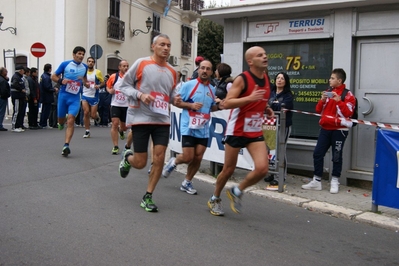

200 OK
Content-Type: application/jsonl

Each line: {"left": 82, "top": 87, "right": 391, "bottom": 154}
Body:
{"left": 245, "top": 39, "right": 333, "bottom": 138}
{"left": 248, "top": 17, "right": 331, "bottom": 38}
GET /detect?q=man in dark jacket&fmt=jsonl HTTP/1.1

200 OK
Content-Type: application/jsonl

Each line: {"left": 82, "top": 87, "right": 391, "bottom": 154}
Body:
{"left": 27, "top": 67, "right": 40, "bottom": 129}
{"left": 39, "top": 63, "right": 56, "bottom": 129}
{"left": 11, "top": 65, "right": 27, "bottom": 132}
{"left": 0, "top": 67, "right": 11, "bottom": 131}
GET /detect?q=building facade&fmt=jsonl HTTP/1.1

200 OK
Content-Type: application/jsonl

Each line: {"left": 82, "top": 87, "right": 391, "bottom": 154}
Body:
{"left": 0, "top": 0, "right": 203, "bottom": 79}
{"left": 202, "top": 0, "right": 399, "bottom": 184}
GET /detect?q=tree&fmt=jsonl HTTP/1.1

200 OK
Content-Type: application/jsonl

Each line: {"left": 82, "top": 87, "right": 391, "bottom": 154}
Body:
{"left": 197, "top": 18, "right": 224, "bottom": 70}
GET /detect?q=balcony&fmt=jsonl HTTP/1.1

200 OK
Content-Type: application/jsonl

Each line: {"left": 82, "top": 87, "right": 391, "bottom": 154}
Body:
{"left": 180, "top": 0, "right": 203, "bottom": 22}
{"left": 107, "top": 17, "right": 125, "bottom": 42}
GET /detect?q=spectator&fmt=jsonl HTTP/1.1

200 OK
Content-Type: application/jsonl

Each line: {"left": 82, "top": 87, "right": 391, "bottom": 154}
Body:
{"left": 0, "top": 67, "right": 10, "bottom": 131}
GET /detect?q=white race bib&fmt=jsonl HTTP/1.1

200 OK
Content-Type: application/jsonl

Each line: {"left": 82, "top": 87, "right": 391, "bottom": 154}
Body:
{"left": 188, "top": 110, "right": 210, "bottom": 129}
{"left": 65, "top": 81, "right": 81, "bottom": 95}
{"left": 115, "top": 90, "right": 127, "bottom": 105}
{"left": 149, "top": 92, "right": 169, "bottom": 116}
{"left": 244, "top": 112, "right": 263, "bottom": 132}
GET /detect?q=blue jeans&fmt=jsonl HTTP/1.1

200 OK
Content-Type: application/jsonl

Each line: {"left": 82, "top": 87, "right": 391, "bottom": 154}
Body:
{"left": 313, "top": 128, "right": 349, "bottom": 178}
{"left": 0, "top": 98, "right": 7, "bottom": 128}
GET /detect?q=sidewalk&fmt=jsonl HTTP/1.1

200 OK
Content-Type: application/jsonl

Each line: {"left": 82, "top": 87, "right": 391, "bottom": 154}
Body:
{"left": 170, "top": 155, "right": 399, "bottom": 232}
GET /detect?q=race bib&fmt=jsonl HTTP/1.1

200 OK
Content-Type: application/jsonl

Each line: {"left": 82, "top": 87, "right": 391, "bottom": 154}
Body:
{"left": 65, "top": 81, "right": 81, "bottom": 95}
{"left": 115, "top": 90, "right": 127, "bottom": 104}
{"left": 89, "top": 81, "right": 95, "bottom": 89}
{"left": 244, "top": 112, "right": 263, "bottom": 132}
{"left": 188, "top": 110, "right": 210, "bottom": 129}
{"left": 149, "top": 91, "right": 169, "bottom": 116}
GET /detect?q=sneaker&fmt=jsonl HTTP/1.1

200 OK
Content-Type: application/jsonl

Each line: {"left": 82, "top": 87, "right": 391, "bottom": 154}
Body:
{"left": 11, "top": 128, "right": 22, "bottom": 133}
{"left": 180, "top": 181, "right": 197, "bottom": 195}
{"left": 140, "top": 194, "right": 158, "bottom": 212}
{"left": 147, "top": 163, "right": 153, "bottom": 174}
{"left": 95, "top": 112, "right": 101, "bottom": 124}
{"left": 83, "top": 131, "right": 90, "bottom": 138}
{"left": 330, "top": 179, "right": 340, "bottom": 194}
{"left": 119, "top": 130, "right": 125, "bottom": 140}
{"left": 301, "top": 180, "right": 322, "bottom": 191}
{"left": 226, "top": 187, "right": 242, "bottom": 214}
{"left": 162, "top": 157, "right": 176, "bottom": 178}
{"left": 119, "top": 149, "right": 133, "bottom": 178}
{"left": 112, "top": 147, "right": 119, "bottom": 155}
{"left": 207, "top": 198, "right": 224, "bottom": 216}
{"left": 62, "top": 145, "right": 70, "bottom": 157}
{"left": 58, "top": 123, "right": 64, "bottom": 130}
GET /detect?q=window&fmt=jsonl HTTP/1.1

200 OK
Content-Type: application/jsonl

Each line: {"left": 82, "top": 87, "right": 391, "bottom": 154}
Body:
{"left": 110, "top": 0, "right": 120, "bottom": 18}
{"left": 151, "top": 13, "right": 161, "bottom": 42}
{"left": 181, "top": 25, "right": 192, "bottom": 57}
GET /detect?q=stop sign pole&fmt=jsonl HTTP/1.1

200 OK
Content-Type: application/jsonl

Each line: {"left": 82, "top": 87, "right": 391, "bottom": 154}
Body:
{"left": 30, "top": 42, "right": 46, "bottom": 73}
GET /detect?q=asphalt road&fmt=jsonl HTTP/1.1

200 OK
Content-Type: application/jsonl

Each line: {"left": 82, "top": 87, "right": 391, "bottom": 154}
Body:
{"left": 1, "top": 126, "right": 398, "bottom": 266}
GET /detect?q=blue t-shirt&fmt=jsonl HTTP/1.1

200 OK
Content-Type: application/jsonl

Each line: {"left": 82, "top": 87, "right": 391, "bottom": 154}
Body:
{"left": 179, "top": 79, "right": 216, "bottom": 138}
{"left": 55, "top": 60, "right": 88, "bottom": 96}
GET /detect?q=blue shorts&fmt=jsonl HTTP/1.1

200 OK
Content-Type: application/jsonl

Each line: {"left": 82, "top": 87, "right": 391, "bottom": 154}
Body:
{"left": 82, "top": 95, "right": 99, "bottom": 106}
{"left": 58, "top": 92, "right": 81, "bottom": 118}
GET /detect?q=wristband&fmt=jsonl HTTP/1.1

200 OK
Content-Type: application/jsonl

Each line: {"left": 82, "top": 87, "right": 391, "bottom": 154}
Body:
{"left": 137, "top": 92, "right": 143, "bottom": 100}
{"left": 58, "top": 78, "right": 63, "bottom": 85}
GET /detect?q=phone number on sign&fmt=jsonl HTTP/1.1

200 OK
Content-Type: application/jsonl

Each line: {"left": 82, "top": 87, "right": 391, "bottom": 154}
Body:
{"left": 296, "top": 91, "right": 323, "bottom": 97}
{"left": 295, "top": 96, "right": 320, "bottom": 103}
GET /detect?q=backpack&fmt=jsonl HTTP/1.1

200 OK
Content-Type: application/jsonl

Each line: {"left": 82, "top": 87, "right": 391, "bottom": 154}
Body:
{"left": 341, "top": 89, "right": 358, "bottom": 127}
{"left": 113, "top": 72, "right": 119, "bottom": 86}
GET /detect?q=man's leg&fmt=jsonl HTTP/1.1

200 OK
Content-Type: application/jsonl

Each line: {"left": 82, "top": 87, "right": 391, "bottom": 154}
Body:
{"left": 82, "top": 101, "right": 91, "bottom": 131}
{"left": 111, "top": 117, "right": 120, "bottom": 148}
{"left": 0, "top": 99, "right": 7, "bottom": 129}
{"left": 238, "top": 141, "right": 269, "bottom": 191}
{"left": 214, "top": 144, "right": 241, "bottom": 197}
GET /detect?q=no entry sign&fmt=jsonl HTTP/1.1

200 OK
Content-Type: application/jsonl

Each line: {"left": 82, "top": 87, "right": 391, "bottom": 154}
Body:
{"left": 31, "top": 42, "right": 46, "bottom": 58}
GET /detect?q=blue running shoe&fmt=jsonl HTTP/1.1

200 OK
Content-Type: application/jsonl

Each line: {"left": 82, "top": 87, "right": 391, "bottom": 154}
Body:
{"left": 162, "top": 157, "right": 176, "bottom": 178}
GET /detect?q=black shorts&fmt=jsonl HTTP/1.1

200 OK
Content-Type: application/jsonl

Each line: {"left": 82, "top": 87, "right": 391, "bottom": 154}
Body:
{"left": 224, "top": 135, "right": 264, "bottom": 148}
{"left": 111, "top": 106, "right": 128, "bottom": 122}
{"left": 131, "top": 125, "right": 170, "bottom": 153}
{"left": 181, "top": 135, "right": 208, "bottom": 148}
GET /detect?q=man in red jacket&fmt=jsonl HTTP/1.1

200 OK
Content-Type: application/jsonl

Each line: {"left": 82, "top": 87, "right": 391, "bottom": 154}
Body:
{"left": 302, "top": 68, "right": 356, "bottom": 194}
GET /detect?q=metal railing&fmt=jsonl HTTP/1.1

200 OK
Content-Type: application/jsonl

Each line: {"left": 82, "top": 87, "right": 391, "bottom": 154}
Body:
{"left": 107, "top": 17, "right": 125, "bottom": 41}
{"left": 180, "top": 0, "right": 204, "bottom": 14}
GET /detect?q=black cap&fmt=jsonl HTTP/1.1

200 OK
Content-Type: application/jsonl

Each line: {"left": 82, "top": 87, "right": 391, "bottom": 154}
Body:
{"left": 15, "top": 65, "right": 24, "bottom": 71}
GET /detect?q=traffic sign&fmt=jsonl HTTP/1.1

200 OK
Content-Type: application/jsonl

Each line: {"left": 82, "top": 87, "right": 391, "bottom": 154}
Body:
{"left": 90, "top": 44, "right": 103, "bottom": 60}
{"left": 31, "top": 42, "right": 46, "bottom": 58}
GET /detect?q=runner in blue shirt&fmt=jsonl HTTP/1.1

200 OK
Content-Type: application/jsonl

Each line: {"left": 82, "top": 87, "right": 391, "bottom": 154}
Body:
{"left": 162, "top": 60, "right": 220, "bottom": 194}
{"left": 51, "top": 46, "right": 89, "bottom": 156}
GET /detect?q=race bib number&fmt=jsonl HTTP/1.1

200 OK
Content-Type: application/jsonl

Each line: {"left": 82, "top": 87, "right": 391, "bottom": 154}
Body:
{"left": 244, "top": 112, "right": 263, "bottom": 132}
{"left": 65, "top": 81, "right": 81, "bottom": 95}
{"left": 188, "top": 110, "right": 210, "bottom": 129}
{"left": 149, "top": 91, "right": 169, "bottom": 116}
{"left": 89, "top": 81, "right": 95, "bottom": 88}
{"left": 115, "top": 90, "right": 127, "bottom": 104}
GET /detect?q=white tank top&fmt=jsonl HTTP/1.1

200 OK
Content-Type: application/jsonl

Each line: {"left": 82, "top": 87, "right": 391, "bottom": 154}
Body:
{"left": 110, "top": 74, "right": 128, "bottom": 107}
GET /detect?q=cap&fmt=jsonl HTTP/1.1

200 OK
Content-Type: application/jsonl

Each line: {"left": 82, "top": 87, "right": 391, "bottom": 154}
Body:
{"left": 15, "top": 65, "right": 25, "bottom": 71}
{"left": 195, "top": 56, "right": 204, "bottom": 64}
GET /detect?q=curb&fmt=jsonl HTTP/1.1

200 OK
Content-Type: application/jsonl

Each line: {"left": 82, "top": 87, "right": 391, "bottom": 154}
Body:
{"left": 191, "top": 171, "right": 399, "bottom": 232}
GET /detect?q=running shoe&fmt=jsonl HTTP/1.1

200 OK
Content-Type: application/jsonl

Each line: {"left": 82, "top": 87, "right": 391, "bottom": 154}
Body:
{"left": 162, "top": 157, "right": 176, "bottom": 178}
{"left": 62, "top": 145, "right": 70, "bottom": 157}
{"left": 112, "top": 146, "right": 119, "bottom": 155}
{"left": 226, "top": 187, "right": 242, "bottom": 214}
{"left": 119, "top": 129, "right": 125, "bottom": 140}
{"left": 140, "top": 194, "right": 158, "bottom": 212}
{"left": 119, "top": 149, "right": 133, "bottom": 178}
{"left": 180, "top": 181, "right": 197, "bottom": 195}
{"left": 147, "top": 163, "right": 153, "bottom": 174}
{"left": 207, "top": 198, "right": 224, "bottom": 216}
{"left": 83, "top": 131, "right": 90, "bottom": 138}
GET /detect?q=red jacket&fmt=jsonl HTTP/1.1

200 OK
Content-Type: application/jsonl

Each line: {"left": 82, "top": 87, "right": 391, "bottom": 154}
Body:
{"left": 315, "top": 84, "right": 356, "bottom": 130}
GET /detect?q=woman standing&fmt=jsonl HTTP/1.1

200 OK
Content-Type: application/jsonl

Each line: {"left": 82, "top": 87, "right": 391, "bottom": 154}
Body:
{"left": 266, "top": 72, "right": 294, "bottom": 187}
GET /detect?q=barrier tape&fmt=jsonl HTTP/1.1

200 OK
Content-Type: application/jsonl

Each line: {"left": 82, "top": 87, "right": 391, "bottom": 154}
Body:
{"left": 279, "top": 108, "right": 399, "bottom": 130}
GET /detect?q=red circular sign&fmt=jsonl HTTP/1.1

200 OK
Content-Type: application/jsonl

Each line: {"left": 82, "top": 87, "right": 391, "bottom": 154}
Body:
{"left": 31, "top": 42, "right": 46, "bottom": 58}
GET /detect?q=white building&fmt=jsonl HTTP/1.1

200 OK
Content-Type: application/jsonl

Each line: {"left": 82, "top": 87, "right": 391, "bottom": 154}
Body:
{"left": 0, "top": 0, "right": 204, "bottom": 79}
{"left": 202, "top": 0, "right": 399, "bottom": 185}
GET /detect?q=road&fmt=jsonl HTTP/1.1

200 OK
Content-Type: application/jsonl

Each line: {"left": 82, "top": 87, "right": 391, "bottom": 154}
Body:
{"left": 0, "top": 126, "right": 398, "bottom": 266}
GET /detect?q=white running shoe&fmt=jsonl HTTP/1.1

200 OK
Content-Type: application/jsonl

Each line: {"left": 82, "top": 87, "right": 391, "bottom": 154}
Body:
{"left": 330, "top": 179, "right": 340, "bottom": 194}
{"left": 302, "top": 180, "right": 322, "bottom": 190}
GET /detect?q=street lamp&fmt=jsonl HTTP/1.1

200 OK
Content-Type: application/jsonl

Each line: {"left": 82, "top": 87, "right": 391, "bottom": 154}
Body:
{"left": 0, "top": 13, "right": 17, "bottom": 35}
{"left": 131, "top": 17, "right": 152, "bottom": 37}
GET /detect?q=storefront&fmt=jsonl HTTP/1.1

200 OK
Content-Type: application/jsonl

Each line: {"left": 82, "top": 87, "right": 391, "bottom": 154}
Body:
{"left": 202, "top": 0, "right": 399, "bottom": 184}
